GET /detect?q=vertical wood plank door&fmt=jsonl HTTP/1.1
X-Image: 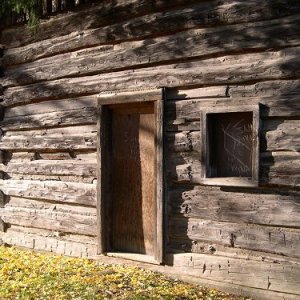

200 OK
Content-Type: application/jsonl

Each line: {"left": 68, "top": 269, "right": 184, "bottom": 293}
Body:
{"left": 110, "top": 102, "right": 155, "bottom": 256}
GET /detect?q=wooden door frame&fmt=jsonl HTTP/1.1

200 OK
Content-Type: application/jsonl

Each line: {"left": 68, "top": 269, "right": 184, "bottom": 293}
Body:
{"left": 96, "top": 89, "right": 164, "bottom": 264}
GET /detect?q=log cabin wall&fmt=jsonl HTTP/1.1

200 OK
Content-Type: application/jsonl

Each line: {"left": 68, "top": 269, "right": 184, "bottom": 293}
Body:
{"left": 0, "top": 0, "right": 300, "bottom": 298}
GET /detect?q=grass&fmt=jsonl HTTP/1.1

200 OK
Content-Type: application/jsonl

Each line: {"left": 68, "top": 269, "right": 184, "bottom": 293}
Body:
{"left": 0, "top": 246, "right": 250, "bottom": 300}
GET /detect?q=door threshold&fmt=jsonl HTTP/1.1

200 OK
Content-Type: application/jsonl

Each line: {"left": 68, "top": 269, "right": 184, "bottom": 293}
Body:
{"left": 106, "top": 252, "right": 160, "bottom": 265}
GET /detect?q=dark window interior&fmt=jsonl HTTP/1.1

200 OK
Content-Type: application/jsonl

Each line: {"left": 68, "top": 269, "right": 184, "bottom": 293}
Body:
{"left": 207, "top": 112, "right": 253, "bottom": 178}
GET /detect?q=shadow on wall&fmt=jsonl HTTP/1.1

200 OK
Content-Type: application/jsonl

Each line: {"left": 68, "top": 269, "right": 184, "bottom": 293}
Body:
{"left": 0, "top": 0, "right": 299, "bottom": 280}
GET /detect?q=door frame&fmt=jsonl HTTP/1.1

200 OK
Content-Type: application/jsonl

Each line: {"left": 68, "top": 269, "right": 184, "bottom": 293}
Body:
{"left": 96, "top": 89, "right": 164, "bottom": 264}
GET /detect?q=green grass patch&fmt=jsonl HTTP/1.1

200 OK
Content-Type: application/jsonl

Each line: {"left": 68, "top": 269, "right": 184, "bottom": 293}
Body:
{"left": 0, "top": 246, "right": 250, "bottom": 299}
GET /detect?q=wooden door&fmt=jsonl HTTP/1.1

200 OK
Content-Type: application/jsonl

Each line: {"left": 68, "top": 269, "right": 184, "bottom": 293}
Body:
{"left": 110, "top": 102, "right": 155, "bottom": 256}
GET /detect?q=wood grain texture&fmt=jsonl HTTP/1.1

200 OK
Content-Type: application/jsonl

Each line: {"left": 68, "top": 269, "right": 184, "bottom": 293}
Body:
{"left": 0, "top": 160, "right": 96, "bottom": 178}
{"left": 0, "top": 226, "right": 98, "bottom": 257}
{"left": 169, "top": 217, "right": 300, "bottom": 259}
{"left": 3, "top": 14, "right": 300, "bottom": 86}
{"left": 3, "top": 46, "right": 300, "bottom": 106}
{"left": 0, "top": 126, "right": 97, "bottom": 151}
{"left": 0, "top": 205, "right": 97, "bottom": 236}
{"left": 167, "top": 119, "right": 300, "bottom": 153}
{"left": 111, "top": 106, "right": 155, "bottom": 255}
{"left": 0, "top": 179, "right": 96, "bottom": 206}
{"left": 1, "top": 0, "right": 203, "bottom": 48}
{"left": 169, "top": 253, "right": 300, "bottom": 295}
{"left": 1, "top": 100, "right": 97, "bottom": 130}
{"left": 168, "top": 186, "right": 300, "bottom": 227}
{"left": 167, "top": 150, "right": 300, "bottom": 187}
{"left": 3, "top": 0, "right": 300, "bottom": 64}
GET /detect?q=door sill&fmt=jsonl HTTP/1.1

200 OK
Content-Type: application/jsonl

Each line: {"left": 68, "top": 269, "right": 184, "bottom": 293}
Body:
{"left": 106, "top": 252, "right": 160, "bottom": 265}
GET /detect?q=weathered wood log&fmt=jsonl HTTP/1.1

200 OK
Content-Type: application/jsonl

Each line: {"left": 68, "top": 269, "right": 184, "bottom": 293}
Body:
{"left": 4, "top": 95, "right": 97, "bottom": 117}
{"left": 168, "top": 253, "right": 300, "bottom": 295}
{"left": 3, "top": 15, "right": 300, "bottom": 86}
{"left": 0, "top": 0, "right": 204, "bottom": 48}
{"left": 0, "top": 226, "right": 98, "bottom": 257}
{"left": 9, "top": 152, "right": 37, "bottom": 161}
{"left": 169, "top": 217, "right": 300, "bottom": 259}
{"left": 2, "top": 174, "right": 95, "bottom": 184}
{"left": 263, "top": 120, "right": 300, "bottom": 152}
{"left": 166, "top": 81, "right": 300, "bottom": 125}
{"left": 168, "top": 185, "right": 300, "bottom": 227}
{"left": 0, "top": 179, "right": 96, "bottom": 206}
{"left": 4, "top": 3, "right": 300, "bottom": 66}
{"left": 37, "top": 152, "right": 73, "bottom": 160}
{"left": 170, "top": 79, "right": 300, "bottom": 100}
{"left": 2, "top": 0, "right": 299, "bottom": 50}
{"left": 3, "top": 47, "right": 300, "bottom": 106}
{"left": 7, "top": 151, "right": 93, "bottom": 162}
{"left": 5, "top": 196, "right": 96, "bottom": 214}
{"left": 168, "top": 151, "right": 300, "bottom": 187}
{"left": 0, "top": 205, "right": 97, "bottom": 236}
{"left": 0, "top": 126, "right": 97, "bottom": 151}
{"left": 167, "top": 120, "right": 300, "bottom": 152}
{"left": 1, "top": 160, "right": 96, "bottom": 177}
{"left": 1, "top": 107, "right": 97, "bottom": 130}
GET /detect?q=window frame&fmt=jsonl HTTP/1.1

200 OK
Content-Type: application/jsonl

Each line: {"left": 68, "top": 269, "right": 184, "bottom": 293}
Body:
{"left": 200, "top": 105, "right": 260, "bottom": 187}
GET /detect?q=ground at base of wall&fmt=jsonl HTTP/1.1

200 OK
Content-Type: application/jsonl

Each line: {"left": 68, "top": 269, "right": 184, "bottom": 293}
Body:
{"left": 0, "top": 246, "right": 251, "bottom": 300}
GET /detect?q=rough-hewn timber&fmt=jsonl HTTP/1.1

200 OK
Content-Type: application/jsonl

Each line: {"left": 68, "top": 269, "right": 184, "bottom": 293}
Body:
{"left": 1, "top": 0, "right": 300, "bottom": 299}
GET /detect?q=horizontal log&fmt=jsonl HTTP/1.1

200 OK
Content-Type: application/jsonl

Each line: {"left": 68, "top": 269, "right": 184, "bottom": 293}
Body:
{"left": 36, "top": 152, "right": 72, "bottom": 160}
{"left": 1, "top": 174, "right": 95, "bottom": 184}
{"left": 264, "top": 120, "right": 300, "bottom": 152}
{"left": 168, "top": 185, "right": 300, "bottom": 227}
{"left": 166, "top": 81, "right": 300, "bottom": 123}
{"left": 4, "top": 95, "right": 96, "bottom": 117}
{"left": 4, "top": 1, "right": 300, "bottom": 65}
{"left": 0, "top": 226, "right": 98, "bottom": 257}
{"left": 0, "top": 160, "right": 96, "bottom": 177}
{"left": 3, "top": 46, "right": 300, "bottom": 106}
{"left": 0, "top": 205, "right": 97, "bottom": 236}
{"left": 168, "top": 78, "right": 300, "bottom": 100}
{"left": 169, "top": 218, "right": 300, "bottom": 259}
{"left": 168, "top": 151, "right": 300, "bottom": 187}
{"left": 5, "top": 196, "right": 96, "bottom": 214}
{"left": 4, "top": 14, "right": 300, "bottom": 86}
{"left": 1, "top": 0, "right": 300, "bottom": 50}
{"left": 1, "top": 107, "right": 97, "bottom": 130}
{"left": 0, "top": 179, "right": 96, "bottom": 206}
{"left": 1, "top": 0, "right": 207, "bottom": 48}
{"left": 0, "top": 125, "right": 97, "bottom": 151}
{"left": 7, "top": 151, "right": 95, "bottom": 162}
{"left": 167, "top": 120, "right": 300, "bottom": 152}
{"left": 169, "top": 253, "right": 300, "bottom": 295}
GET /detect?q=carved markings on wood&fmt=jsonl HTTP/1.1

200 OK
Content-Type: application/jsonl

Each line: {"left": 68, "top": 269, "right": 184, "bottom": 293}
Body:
{"left": 0, "top": 226, "right": 98, "bottom": 257}
{"left": 169, "top": 217, "right": 300, "bottom": 259}
{"left": 169, "top": 253, "right": 300, "bottom": 295}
